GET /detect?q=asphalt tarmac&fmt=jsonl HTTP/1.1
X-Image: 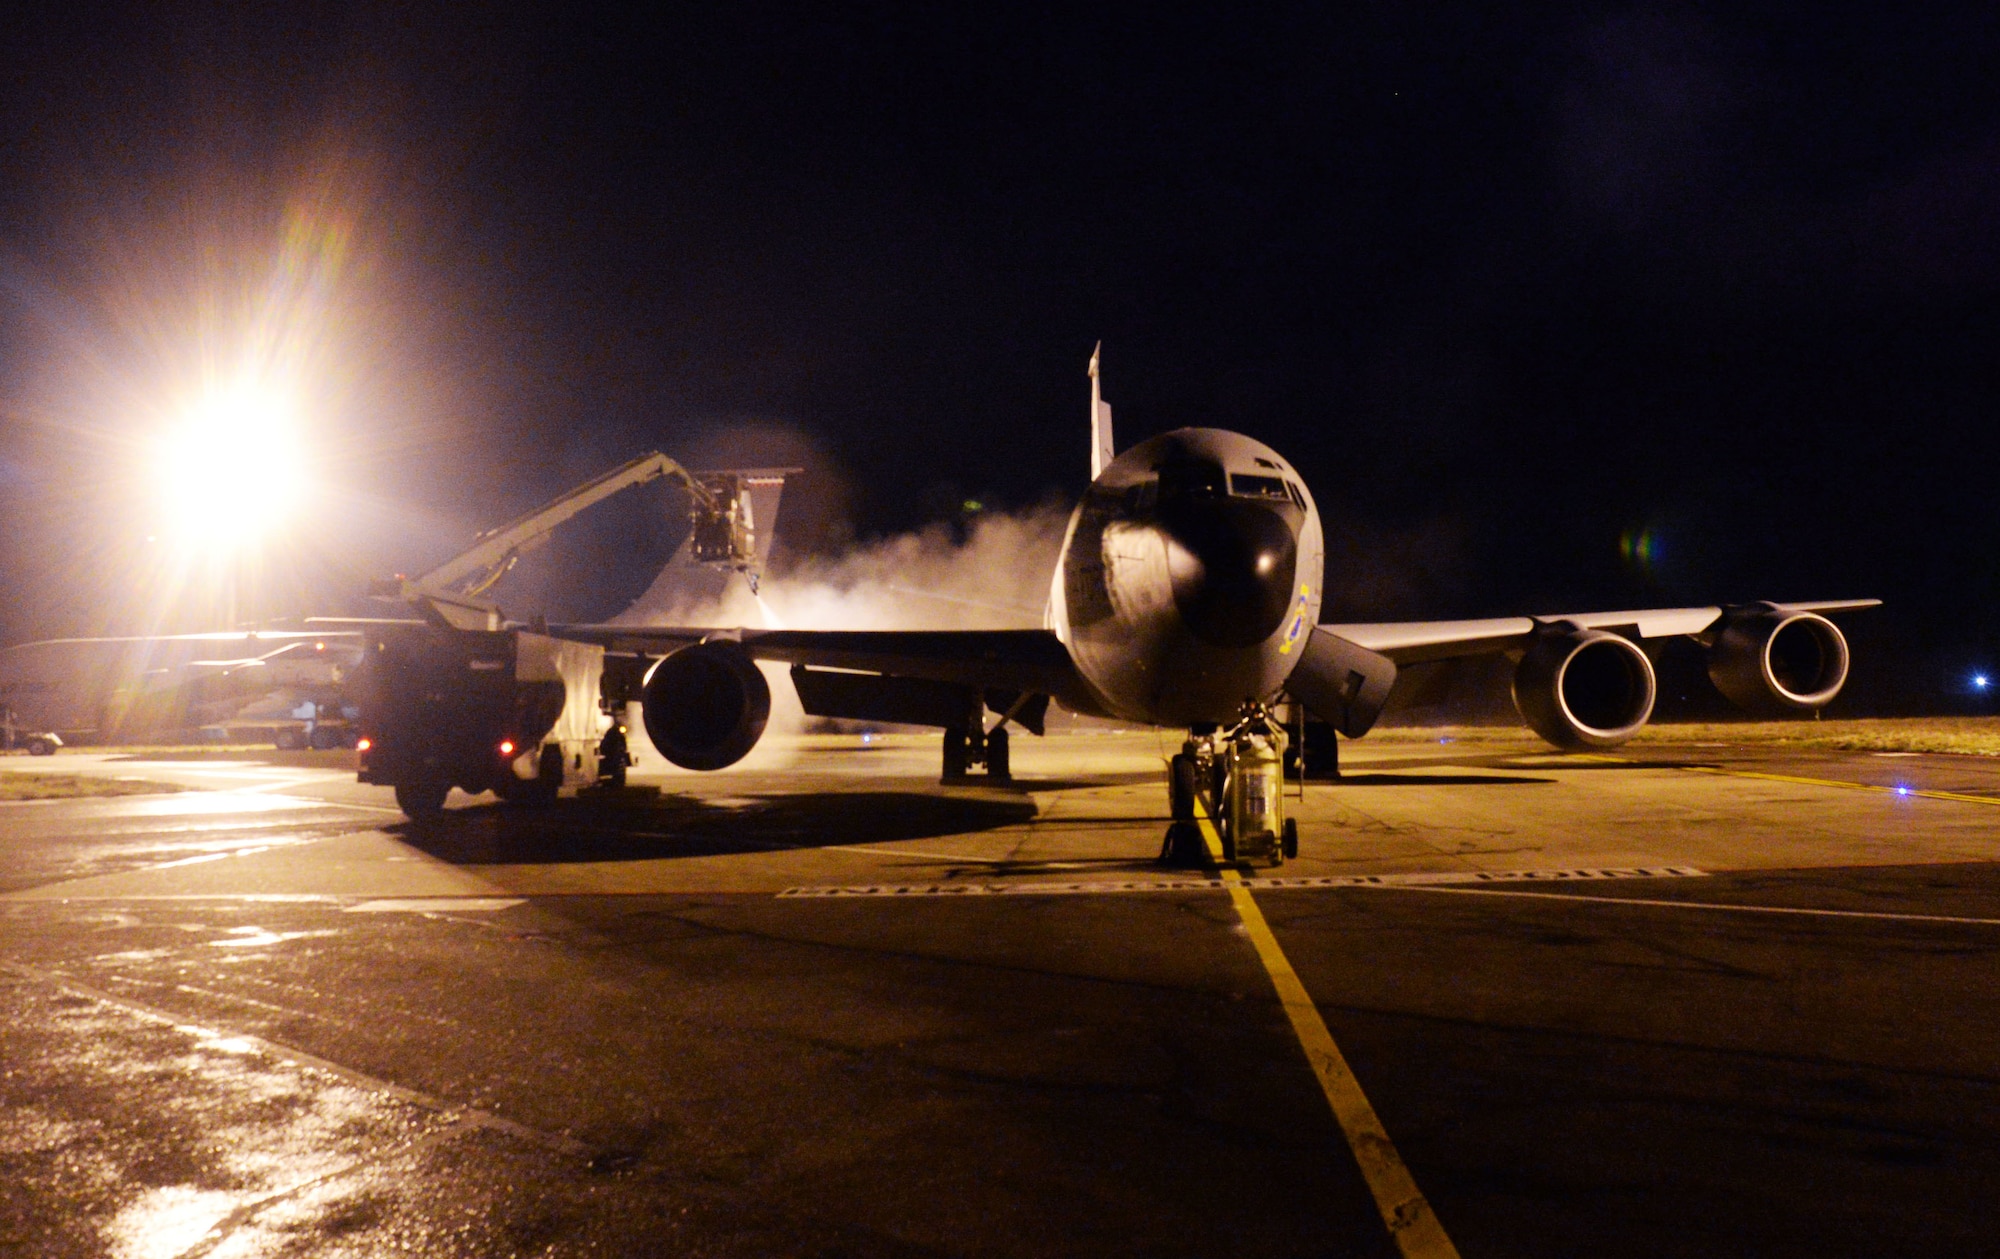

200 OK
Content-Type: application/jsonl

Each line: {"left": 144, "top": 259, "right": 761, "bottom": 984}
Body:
{"left": 3, "top": 730, "right": 1998, "bottom": 1258}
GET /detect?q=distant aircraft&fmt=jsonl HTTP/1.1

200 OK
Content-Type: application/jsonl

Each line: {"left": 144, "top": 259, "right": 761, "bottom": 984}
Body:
{"left": 537, "top": 347, "right": 1877, "bottom": 861}
{"left": 0, "top": 633, "right": 358, "bottom": 752}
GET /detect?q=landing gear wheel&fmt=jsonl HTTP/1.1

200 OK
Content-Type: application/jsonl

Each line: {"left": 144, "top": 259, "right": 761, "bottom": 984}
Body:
{"left": 309, "top": 725, "right": 343, "bottom": 750}
{"left": 274, "top": 728, "right": 305, "bottom": 751}
{"left": 986, "top": 726, "right": 1010, "bottom": 780}
{"left": 1160, "top": 821, "right": 1207, "bottom": 867}
{"left": 395, "top": 779, "right": 449, "bottom": 819}
{"left": 1301, "top": 721, "right": 1340, "bottom": 780}
{"left": 1282, "top": 817, "right": 1299, "bottom": 860}
{"left": 941, "top": 726, "right": 969, "bottom": 782}
{"left": 26, "top": 737, "right": 56, "bottom": 757}
{"left": 1169, "top": 753, "right": 1197, "bottom": 823}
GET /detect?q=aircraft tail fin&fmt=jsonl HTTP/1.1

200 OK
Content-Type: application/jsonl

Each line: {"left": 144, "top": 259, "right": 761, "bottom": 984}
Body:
{"left": 1089, "top": 342, "right": 1115, "bottom": 480}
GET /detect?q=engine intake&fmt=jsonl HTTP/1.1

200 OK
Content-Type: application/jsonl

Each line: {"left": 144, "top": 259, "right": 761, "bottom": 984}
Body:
{"left": 1513, "top": 627, "right": 1657, "bottom": 749}
{"left": 640, "top": 642, "right": 771, "bottom": 770}
{"left": 1707, "top": 605, "right": 1849, "bottom": 712}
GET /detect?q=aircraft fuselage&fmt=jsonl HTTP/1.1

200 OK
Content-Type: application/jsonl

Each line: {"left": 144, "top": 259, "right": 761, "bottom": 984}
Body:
{"left": 1048, "top": 428, "right": 1325, "bottom": 725}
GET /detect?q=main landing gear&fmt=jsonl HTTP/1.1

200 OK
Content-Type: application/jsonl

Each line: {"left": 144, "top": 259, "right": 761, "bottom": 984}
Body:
{"left": 1163, "top": 702, "right": 1302, "bottom": 868}
{"left": 942, "top": 720, "right": 1010, "bottom": 783}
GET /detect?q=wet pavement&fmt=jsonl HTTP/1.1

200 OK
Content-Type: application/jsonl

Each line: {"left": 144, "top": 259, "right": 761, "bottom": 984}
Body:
{"left": 3, "top": 733, "right": 1999, "bottom": 1256}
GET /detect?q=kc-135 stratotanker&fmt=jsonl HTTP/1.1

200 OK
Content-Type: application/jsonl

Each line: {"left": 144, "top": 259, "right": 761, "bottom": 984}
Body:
{"left": 349, "top": 348, "right": 1876, "bottom": 862}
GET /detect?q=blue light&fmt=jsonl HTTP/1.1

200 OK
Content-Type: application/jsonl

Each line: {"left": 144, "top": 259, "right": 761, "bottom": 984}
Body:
{"left": 1975, "top": 674, "right": 1991, "bottom": 691}
{"left": 1896, "top": 786, "right": 1911, "bottom": 796}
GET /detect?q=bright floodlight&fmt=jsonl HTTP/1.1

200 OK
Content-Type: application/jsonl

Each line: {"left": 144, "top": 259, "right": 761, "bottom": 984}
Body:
{"left": 156, "top": 380, "right": 307, "bottom": 547}
{"left": 1976, "top": 674, "right": 1991, "bottom": 691}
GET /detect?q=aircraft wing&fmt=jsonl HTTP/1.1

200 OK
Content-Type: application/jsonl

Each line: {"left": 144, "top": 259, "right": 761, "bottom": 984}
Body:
{"left": 551, "top": 625, "right": 1089, "bottom": 702}
{"left": 1322, "top": 599, "right": 1881, "bottom": 665}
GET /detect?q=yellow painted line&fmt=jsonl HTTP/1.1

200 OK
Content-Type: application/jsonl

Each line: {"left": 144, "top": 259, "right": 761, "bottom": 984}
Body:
{"left": 1680, "top": 764, "right": 2000, "bottom": 807}
{"left": 1192, "top": 802, "right": 1459, "bottom": 1258}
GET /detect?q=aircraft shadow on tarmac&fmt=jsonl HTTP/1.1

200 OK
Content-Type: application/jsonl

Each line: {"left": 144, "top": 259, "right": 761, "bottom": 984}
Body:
{"left": 391, "top": 788, "right": 1041, "bottom": 865}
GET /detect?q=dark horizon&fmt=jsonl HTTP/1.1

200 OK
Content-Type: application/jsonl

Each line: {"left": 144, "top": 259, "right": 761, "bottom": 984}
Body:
{"left": 0, "top": 4, "right": 1993, "bottom": 711}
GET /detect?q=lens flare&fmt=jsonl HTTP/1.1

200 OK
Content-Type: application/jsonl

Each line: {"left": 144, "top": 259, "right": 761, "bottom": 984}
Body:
{"left": 155, "top": 380, "right": 307, "bottom": 548}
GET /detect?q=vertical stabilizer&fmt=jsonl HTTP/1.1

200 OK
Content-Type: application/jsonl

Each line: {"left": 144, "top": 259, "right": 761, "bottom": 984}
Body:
{"left": 1089, "top": 342, "right": 1115, "bottom": 480}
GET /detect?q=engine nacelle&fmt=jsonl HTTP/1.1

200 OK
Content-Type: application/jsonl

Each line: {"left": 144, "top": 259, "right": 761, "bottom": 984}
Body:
{"left": 1513, "top": 626, "right": 1657, "bottom": 749}
{"left": 1707, "top": 605, "right": 1849, "bottom": 713}
{"left": 640, "top": 642, "right": 771, "bottom": 770}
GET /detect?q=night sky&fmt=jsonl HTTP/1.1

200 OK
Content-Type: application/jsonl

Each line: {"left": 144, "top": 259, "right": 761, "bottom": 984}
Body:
{"left": 0, "top": 4, "right": 1994, "bottom": 709}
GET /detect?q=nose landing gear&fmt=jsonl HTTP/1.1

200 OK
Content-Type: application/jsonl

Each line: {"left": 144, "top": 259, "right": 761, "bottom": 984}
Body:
{"left": 1163, "top": 702, "right": 1299, "bottom": 867}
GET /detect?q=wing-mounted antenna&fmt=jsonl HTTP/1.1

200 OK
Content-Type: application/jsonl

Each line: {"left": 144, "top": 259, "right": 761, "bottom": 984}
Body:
{"left": 1089, "top": 342, "right": 1115, "bottom": 481}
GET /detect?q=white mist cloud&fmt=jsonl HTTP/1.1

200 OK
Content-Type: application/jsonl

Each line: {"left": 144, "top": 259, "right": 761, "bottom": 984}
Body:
{"left": 617, "top": 500, "right": 1074, "bottom": 770}
{"left": 763, "top": 501, "right": 1070, "bottom": 631}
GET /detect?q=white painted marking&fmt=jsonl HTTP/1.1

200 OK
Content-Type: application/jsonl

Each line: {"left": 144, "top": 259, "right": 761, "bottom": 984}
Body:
{"left": 1369, "top": 884, "right": 2000, "bottom": 928}
{"left": 828, "top": 844, "right": 1092, "bottom": 867}
{"left": 777, "top": 866, "right": 1708, "bottom": 898}
{"left": 344, "top": 898, "right": 527, "bottom": 913}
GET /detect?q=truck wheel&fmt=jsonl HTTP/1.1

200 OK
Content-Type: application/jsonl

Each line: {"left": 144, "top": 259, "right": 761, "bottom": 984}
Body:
{"left": 395, "top": 779, "right": 449, "bottom": 819}
{"left": 987, "top": 726, "right": 1010, "bottom": 780}
{"left": 532, "top": 743, "right": 565, "bottom": 804}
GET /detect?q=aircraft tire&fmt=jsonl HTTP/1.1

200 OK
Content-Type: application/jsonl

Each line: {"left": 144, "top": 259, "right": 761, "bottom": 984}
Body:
{"left": 942, "top": 726, "right": 969, "bottom": 781}
{"left": 309, "top": 726, "right": 342, "bottom": 751}
{"left": 26, "top": 737, "right": 55, "bottom": 757}
{"left": 395, "top": 779, "right": 449, "bottom": 819}
{"left": 987, "top": 726, "right": 1010, "bottom": 780}
{"left": 274, "top": 728, "right": 305, "bottom": 751}
{"left": 1282, "top": 817, "right": 1299, "bottom": 860}
{"left": 1169, "top": 754, "right": 1197, "bottom": 822}
{"left": 1161, "top": 821, "right": 1206, "bottom": 867}
{"left": 1300, "top": 722, "right": 1340, "bottom": 780}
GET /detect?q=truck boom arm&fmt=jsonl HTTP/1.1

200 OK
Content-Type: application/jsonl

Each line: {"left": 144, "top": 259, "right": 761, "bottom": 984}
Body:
{"left": 396, "top": 452, "right": 721, "bottom": 631}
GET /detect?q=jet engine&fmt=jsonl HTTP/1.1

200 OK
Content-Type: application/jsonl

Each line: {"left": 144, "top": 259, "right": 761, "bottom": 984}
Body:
{"left": 1512, "top": 626, "right": 1657, "bottom": 749}
{"left": 640, "top": 642, "right": 771, "bottom": 770}
{"left": 1706, "top": 604, "right": 1850, "bottom": 713}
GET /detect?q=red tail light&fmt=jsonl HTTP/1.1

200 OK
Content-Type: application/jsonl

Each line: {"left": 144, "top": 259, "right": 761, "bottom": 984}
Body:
{"left": 498, "top": 740, "right": 515, "bottom": 756}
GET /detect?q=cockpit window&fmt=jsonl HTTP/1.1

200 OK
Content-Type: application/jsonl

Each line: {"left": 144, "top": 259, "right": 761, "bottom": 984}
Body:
{"left": 1229, "top": 472, "right": 1290, "bottom": 500}
{"left": 1157, "top": 459, "right": 1227, "bottom": 502}
{"left": 1286, "top": 481, "right": 1306, "bottom": 511}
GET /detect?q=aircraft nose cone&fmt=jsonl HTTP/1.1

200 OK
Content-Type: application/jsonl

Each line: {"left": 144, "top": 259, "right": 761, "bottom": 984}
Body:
{"left": 1161, "top": 498, "right": 1299, "bottom": 648}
